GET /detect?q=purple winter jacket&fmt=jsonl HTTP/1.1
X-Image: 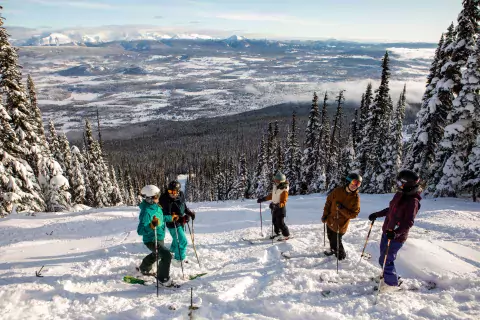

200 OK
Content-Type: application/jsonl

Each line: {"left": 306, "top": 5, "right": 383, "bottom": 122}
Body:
{"left": 374, "top": 191, "right": 422, "bottom": 243}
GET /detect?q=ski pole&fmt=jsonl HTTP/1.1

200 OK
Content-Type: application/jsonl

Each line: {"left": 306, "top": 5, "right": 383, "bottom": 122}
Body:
{"left": 359, "top": 220, "right": 375, "bottom": 265}
{"left": 260, "top": 203, "right": 263, "bottom": 237}
{"left": 375, "top": 238, "right": 391, "bottom": 304}
{"left": 154, "top": 225, "right": 159, "bottom": 297}
{"left": 187, "top": 220, "right": 201, "bottom": 267}
{"left": 336, "top": 209, "right": 340, "bottom": 274}
{"left": 173, "top": 220, "right": 185, "bottom": 279}
{"left": 323, "top": 223, "right": 326, "bottom": 247}
{"left": 271, "top": 208, "right": 274, "bottom": 244}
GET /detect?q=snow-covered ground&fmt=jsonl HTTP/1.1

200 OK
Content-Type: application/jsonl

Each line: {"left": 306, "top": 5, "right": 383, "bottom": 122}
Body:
{"left": 0, "top": 194, "right": 479, "bottom": 319}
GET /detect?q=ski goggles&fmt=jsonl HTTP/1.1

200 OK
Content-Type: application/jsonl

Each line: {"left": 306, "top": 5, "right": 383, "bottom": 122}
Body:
{"left": 349, "top": 179, "right": 362, "bottom": 188}
{"left": 167, "top": 189, "right": 179, "bottom": 195}
{"left": 397, "top": 179, "right": 407, "bottom": 189}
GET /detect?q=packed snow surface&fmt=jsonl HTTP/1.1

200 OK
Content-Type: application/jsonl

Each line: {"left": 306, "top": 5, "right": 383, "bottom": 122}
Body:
{"left": 0, "top": 193, "right": 479, "bottom": 319}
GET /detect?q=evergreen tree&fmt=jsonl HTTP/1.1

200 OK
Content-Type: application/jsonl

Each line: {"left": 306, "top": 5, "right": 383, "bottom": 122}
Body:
{"left": 87, "top": 140, "right": 109, "bottom": 207}
{"left": 404, "top": 35, "right": 445, "bottom": 174}
{"left": 351, "top": 108, "right": 358, "bottom": 154}
{"left": 436, "top": 35, "right": 480, "bottom": 197}
{"left": 234, "top": 153, "right": 248, "bottom": 199}
{"left": 315, "top": 92, "right": 330, "bottom": 192}
{"left": 58, "top": 133, "right": 73, "bottom": 184}
{"left": 363, "top": 52, "right": 392, "bottom": 193}
{"left": 300, "top": 92, "right": 320, "bottom": 193}
{"left": 451, "top": 0, "right": 479, "bottom": 95}
{"left": 326, "top": 90, "right": 345, "bottom": 189}
{"left": 109, "top": 165, "right": 123, "bottom": 205}
{"left": 284, "top": 113, "right": 301, "bottom": 194}
{"left": 384, "top": 86, "right": 407, "bottom": 192}
{"left": 426, "top": 24, "right": 458, "bottom": 193}
{"left": 70, "top": 146, "right": 86, "bottom": 204}
{"left": 214, "top": 150, "right": 225, "bottom": 200}
{"left": 48, "top": 121, "right": 63, "bottom": 169}
{"left": 26, "top": 75, "right": 45, "bottom": 141}
{"left": 353, "top": 83, "right": 373, "bottom": 174}
{"left": 255, "top": 135, "right": 269, "bottom": 197}
{"left": 464, "top": 129, "right": 480, "bottom": 201}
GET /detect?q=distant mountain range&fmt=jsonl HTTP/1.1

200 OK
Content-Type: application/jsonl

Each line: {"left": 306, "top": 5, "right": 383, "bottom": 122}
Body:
{"left": 8, "top": 25, "right": 435, "bottom": 48}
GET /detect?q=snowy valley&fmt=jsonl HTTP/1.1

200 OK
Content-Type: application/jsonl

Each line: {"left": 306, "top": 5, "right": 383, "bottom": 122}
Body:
{"left": 0, "top": 194, "right": 478, "bottom": 319}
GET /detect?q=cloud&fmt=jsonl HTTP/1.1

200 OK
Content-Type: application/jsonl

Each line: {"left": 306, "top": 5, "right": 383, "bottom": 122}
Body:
{"left": 283, "top": 78, "right": 427, "bottom": 107}
{"left": 28, "top": 0, "right": 113, "bottom": 9}
{"left": 153, "top": 16, "right": 164, "bottom": 19}
{"left": 212, "top": 12, "right": 330, "bottom": 27}
{"left": 387, "top": 48, "right": 436, "bottom": 61}
{"left": 190, "top": 21, "right": 201, "bottom": 24}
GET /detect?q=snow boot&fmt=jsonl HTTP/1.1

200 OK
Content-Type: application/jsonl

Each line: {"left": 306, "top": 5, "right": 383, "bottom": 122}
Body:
{"left": 324, "top": 250, "right": 336, "bottom": 256}
{"left": 269, "top": 234, "right": 280, "bottom": 240}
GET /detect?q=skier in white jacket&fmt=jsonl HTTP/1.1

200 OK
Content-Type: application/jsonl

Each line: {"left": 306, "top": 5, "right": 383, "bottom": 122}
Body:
{"left": 257, "top": 172, "right": 291, "bottom": 241}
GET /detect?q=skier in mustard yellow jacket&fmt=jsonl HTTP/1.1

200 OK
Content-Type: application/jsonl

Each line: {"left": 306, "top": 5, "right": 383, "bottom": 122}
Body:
{"left": 321, "top": 173, "right": 361, "bottom": 260}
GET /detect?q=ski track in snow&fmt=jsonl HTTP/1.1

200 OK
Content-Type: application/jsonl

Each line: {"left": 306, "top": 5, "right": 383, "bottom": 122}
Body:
{"left": 0, "top": 194, "right": 479, "bottom": 319}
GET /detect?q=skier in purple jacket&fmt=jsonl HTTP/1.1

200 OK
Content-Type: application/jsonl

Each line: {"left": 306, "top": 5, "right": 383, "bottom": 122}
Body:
{"left": 368, "top": 169, "right": 422, "bottom": 292}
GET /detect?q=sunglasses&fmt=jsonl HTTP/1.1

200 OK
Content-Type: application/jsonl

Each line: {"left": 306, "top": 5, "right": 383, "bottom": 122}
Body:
{"left": 349, "top": 179, "right": 361, "bottom": 188}
{"left": 168, "top": 189, "right": 179, "bottom": 195}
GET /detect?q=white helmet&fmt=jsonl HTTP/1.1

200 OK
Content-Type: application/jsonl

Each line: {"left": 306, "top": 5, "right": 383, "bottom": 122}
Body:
{"left": 141, "top": 185, "right": 160, "bottom": 198}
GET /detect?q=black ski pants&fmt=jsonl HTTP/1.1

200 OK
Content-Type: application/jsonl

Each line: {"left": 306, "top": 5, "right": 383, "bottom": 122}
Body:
{"left": 326, "top": 226, "right": 346, "bottom": 260}
{"left": 272, "top": 207, "right": 290, "bottom": 237}
{"left": 139, "top": 240, "right": 172, "bottom": 282}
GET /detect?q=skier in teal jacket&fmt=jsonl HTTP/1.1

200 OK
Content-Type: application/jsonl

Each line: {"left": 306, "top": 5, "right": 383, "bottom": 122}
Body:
{"left": 137, "top": 184, "right": 175, "bottom": 287}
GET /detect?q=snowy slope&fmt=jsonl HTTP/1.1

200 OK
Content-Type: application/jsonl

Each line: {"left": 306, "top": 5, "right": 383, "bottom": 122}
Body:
{"left": 0, "top": 194, "right": 479, "bottom": 319}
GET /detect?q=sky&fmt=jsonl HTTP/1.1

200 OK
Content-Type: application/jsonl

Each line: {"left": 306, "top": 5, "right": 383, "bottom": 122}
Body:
{"left": 3, "top": 0, "right": 462, "bottom": 42}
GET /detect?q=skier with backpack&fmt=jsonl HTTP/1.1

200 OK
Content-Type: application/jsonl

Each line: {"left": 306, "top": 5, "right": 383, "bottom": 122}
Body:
{"left": 368, "top": 169, "right": 422, "bottom": 293}
{"left": 321, "top": 173, "right": 362, "bottom": 260}
{"left": 159, "top": 180, "right": 196, "bottom": 266}
{"left": 257, "top": 172, "right": 291, "bottom": 241}
{"left": 136, "top": 185, "right": 175, "bottom": 287}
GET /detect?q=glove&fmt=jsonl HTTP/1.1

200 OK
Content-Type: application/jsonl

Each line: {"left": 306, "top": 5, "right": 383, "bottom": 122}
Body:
{"left": 368, "top": 213, "right": 377, "bottom": 222}
{"left": 321, "top": 216, "right": 327, "bottom": 223}
{"left": 171, "top": 214, "right": 179, "bottom": 223}
{"left": 257, "top": 198, "right": 264, "bottom": 203}
{"left": 150, "top": 216, "right": 159, "bottom": 229}
{"left": 182, "top": 215, "right": 190, "bottom": 224}
{"left": 386, "top": 230, "right": 395, "bottom": 240}
{"left": 336, "top": 202, "right": 345, "bottom": 210}
{"left": 187, "top": 210, "right": 196, "bottom": 221}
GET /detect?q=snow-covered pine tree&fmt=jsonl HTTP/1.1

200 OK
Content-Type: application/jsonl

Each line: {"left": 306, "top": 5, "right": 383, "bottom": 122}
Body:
{"left": 58, "top": 133, "right": 73, "bottom": 184}
{"left": 48, "top": 121, "right": 64, "bottom": 170}
{"left": 109, "top": 165, "right": 123, "bottom": 205}
{"left": 234, "top": 153, "right": 248, "bottom": 199}
{"left": 224, "top": 157, "right": 236, "bottom": 200}
{"left": 87, "top": 140, "right": 110, "bottom": 207}
{"left": 404, "top": 35, "right": 445, "bottom": 174}
{"left": 426, "top": 24, "right": 459, "bottom": 193}
{"left": 337, "top": 134, "right": 356, "bottom": 189}
{"left": 451, "top": 0, "right": 479, "bottom": 95}
{"left": 351, "top": 108, "right": 358, "bottom": 154}
{"left": 26, "top": 75, "right": 45, "bottom": 143}
{"left": 436, "top": 34, "right": 480, "bottom": 197}
{"left": 0, "top": 16, "right": 46, "bottom": 213}
{"left": 124, "top": 172, "right": 136, "bottom": 206}
{"left": 284, "top": 113, "right": 301, "bottom": 195}
{"left": 214, "top": 150, "right": 225, "bottom": 200}
{"left": 70, "top": 146, "right": 86, "bottom": 204}
{"left": 276, "top": 143, "right": 284, "bottom": 173}
{"left": 265, "top": 122, "right": 276, "bottom": 191}
{"left": 300, "top": 92, "right": 320, "bottom": 194}
{"left": 383, "top": 85, "right": 407, "bottom": 192}
{"left": 273, "top": 121, "right": 280, "bottom": 173}
{"left": 315, "top": 92, "right": 330, "bottom": 192}
{"left": 325, "top": 90, "right": 345, "bottom": 190}
{"left": 45, "top": 174, "right": 71, "bottom": 212}
{"left": 0, "top": 96, "right": 43, "bottom": 213}
{"left": 255, "top": 135, "right": 269, "bottom": 197}
{"left": 353, "top": 83, "right": 373, "bottom": 174}
{"left": 464, "top": 129, "right": 480, "bottom": 201}
{"left": 363, "top": 52, "right": 392, "bottom": 193}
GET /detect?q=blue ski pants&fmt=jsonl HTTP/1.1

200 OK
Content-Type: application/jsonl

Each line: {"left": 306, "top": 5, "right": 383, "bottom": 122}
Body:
{"left": 168, "top": 225, "right": 188, "bottom": 261}
{"left": 379, "top": 234, "right": 404, "bottom": 286}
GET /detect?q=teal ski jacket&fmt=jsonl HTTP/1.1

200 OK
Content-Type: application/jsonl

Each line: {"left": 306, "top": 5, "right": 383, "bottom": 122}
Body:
{"left": 137, "top": 200, "right": 173, "bottom": 243}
